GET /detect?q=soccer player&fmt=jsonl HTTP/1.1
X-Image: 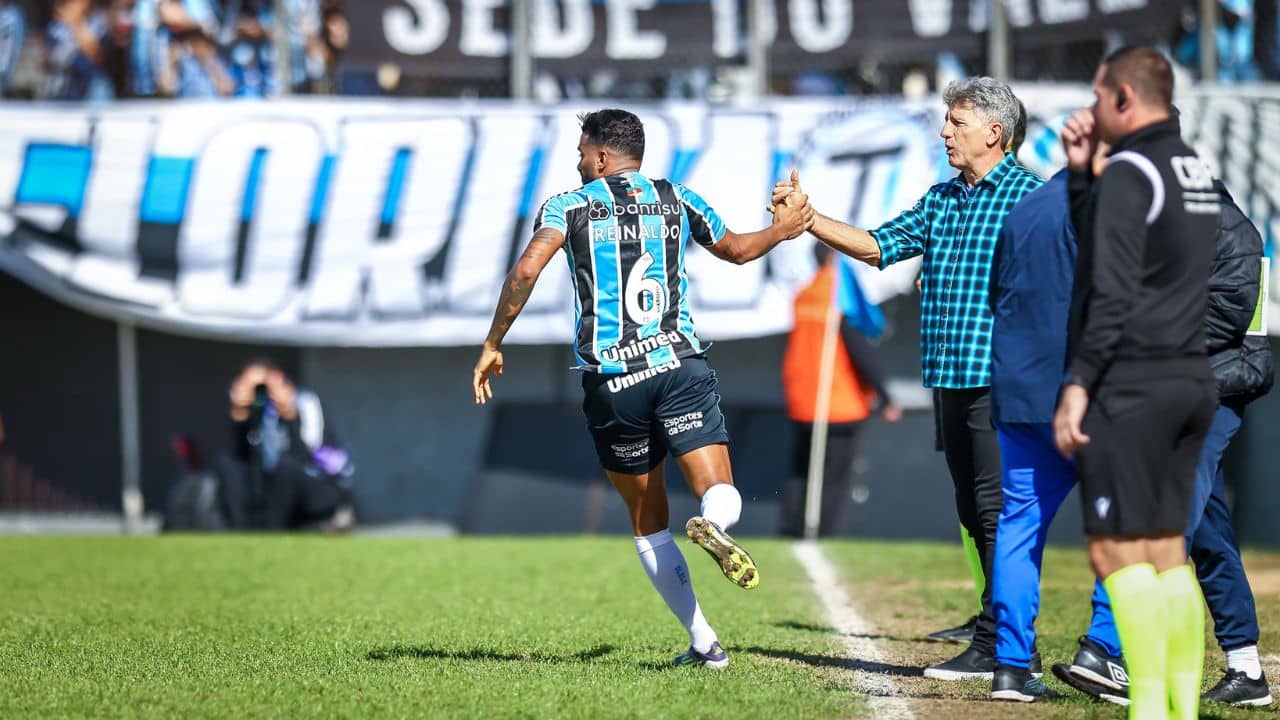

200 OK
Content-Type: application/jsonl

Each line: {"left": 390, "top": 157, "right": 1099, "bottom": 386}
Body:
{"left": 1054, "top": 47, "right": 1219, "bottom": 720}
{"left": 471, "top": 108, "right": 814, "bottom": 668}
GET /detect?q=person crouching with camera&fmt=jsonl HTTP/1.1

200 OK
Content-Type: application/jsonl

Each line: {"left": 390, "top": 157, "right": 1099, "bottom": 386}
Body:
{"left": 220, "top": 359, "right": 355, "bottom": 532}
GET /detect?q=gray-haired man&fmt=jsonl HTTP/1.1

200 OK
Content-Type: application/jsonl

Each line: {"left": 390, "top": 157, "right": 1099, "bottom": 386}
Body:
{"left": 774, "top": 77, "right": 1042, "bottom": 679}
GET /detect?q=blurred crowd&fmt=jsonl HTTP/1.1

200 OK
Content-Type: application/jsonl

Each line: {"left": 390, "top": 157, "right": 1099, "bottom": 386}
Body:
{"left": 0, "top": 0, "right": 1276, "bottom": 103}
{"left": 0, "top": 0, "right": 347, "bottom": 101}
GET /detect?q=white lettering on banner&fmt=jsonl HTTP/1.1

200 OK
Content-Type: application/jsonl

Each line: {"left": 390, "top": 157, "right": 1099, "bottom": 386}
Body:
{"left": 969, "top": 0, "right": 987, "bottom": 32}
{"left": 1004, "top": 0, "right": 1035, "bottom": 27}
{"left": 606, "top": 0, "right": 666, "bottom": 59}
{"left": 1099, "top": 0, "right": 1146, "bottom": 11}
{"left": 711, "top": 0, "right": 740, "bottom": 57}
{"left": 364, "top": 118, "right": 470, "bottom": 316}
{"left": 461, "top": 0, "right": 508, "bottom": 57}
{"left": 1, "top": 94, "right": 1277, "bottom": 345}
{"left": 1039, "top": 0, "right": 1089, "bottom": 23}
{"left": 531, "top": 0, "right": 592, "bottom": 58}
{"left": 789, "top": 0, "right": 853, "bottom": 53}
{"left": 445, "top": 115, "right": 543, "bottom": 313}
{"left": 682, "top": 113, "right": 771, "bottom": 309}
{"left": 909, "top": 0, "right": 952, "bottom": 37}
{"left": 305, "top": 117, "right": 469, "bottom": 318}
{"left": 756, "top": 0, "right": 780, "bottom": 46}
{"left": 179, "top": 120, "right": 323, "bottom": 318}
{"left": 795, "top": 109, "right": 942, "bottom": 302}
{"left": 383, "top": 0, "right": 449, "bottom": 54}
{"left": 515, "top": 114, "right": 583, "bottom": 316}
{"left": 67, "top": 117, "right": 157, "bottom": 302}
{"left": 79, "top": 118, "right": 153, "bottom": 258}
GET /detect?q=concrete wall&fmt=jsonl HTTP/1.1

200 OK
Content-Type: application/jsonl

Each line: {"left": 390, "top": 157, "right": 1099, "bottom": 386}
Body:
{"left": 4, "top": 270, "right": 1280, "bottom": 546}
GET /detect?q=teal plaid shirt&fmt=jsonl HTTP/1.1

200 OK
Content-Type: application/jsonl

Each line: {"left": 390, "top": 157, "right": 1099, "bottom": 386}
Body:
{"left": 873, "top": 154, "right": 1043, "bottom": 389}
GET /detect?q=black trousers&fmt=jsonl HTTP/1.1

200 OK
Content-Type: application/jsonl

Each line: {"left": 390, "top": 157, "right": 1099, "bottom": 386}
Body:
{"left": 779, "top": 421, "right": 861, "bottom": 538}
{"left": 935, "top": 387, "right": 1004, "bottom": 655}
{"left": 218, "top": 454, "right": 347, "bottom": 530}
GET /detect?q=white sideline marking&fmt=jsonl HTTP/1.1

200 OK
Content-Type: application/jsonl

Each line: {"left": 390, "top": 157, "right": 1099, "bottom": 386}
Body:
{"left": 793, "top": 541, "right": 915, "bottom": 719}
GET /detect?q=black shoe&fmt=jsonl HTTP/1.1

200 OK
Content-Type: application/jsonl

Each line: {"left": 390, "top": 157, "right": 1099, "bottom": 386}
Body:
{"left": 924, "top": 646, "right": 995, "bottom": 680}
{"left": 1051, "top": 663, "right": 1130, "bottom": 706}
{"left": 1067, "top": 635, "right": 1129, "bottom": 692}
{"left": 991, "top": 664, "right": 1061, "bottom": 702}
{"left": 1203, "top": 669, "right": 1275, "bottom": 707}
{"left": 1030, "top": 650, "right": 1043, "bottom": 678}
{"left": 925, "top": 615, "right": 977, "bottom": 644}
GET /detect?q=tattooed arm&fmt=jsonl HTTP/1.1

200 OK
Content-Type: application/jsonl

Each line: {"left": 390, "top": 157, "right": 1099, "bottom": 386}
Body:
{"left": 473, "top": 228, "right": 567, "bottom": 405}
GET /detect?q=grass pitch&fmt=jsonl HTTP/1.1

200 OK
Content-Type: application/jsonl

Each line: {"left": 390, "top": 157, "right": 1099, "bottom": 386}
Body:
{"left": 0, "top": 536, "right": 863, "bottom": 719}
{"left": 2, "top": 535, "right": 1278, "bottom": 719}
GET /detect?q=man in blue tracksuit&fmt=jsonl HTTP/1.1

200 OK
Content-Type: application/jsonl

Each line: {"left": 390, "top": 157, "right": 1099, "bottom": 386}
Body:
{"left": 986, "top": 151, "right": 1122, "bottom": 702}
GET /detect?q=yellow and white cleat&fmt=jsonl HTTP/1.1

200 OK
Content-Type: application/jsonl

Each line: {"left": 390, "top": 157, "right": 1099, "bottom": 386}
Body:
{"left": 684, "top": 516, "right": 759, "bottom": 590}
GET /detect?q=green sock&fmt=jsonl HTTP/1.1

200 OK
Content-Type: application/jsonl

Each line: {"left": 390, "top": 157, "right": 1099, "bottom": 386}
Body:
{"left": 961, "top": 526, "right": 985, "bottom": 612}
{"left": 1159, "top": 564, "right": 1205, "bottom": 720}
{"left": 1103, "top": 563, "right": 1166, "bottom": 720}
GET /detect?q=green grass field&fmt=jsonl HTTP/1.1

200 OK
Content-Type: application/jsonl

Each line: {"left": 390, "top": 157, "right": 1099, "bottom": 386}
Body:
{"left": 1, "top": 535, "right": 1277, "bottom": 719}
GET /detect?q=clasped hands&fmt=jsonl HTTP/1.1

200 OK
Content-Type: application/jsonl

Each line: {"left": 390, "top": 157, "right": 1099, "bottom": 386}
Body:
{"left": 767, "top": 169, "right": 817, "bottom": 239}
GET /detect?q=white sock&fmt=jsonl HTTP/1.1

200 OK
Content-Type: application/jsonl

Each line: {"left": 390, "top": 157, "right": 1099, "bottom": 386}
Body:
{"left": 700, "top": 483, "right": 742, "bottom": 531}
{"left": 634, "top": 530, "right": 718, "bottom": 652}
{"left": 1226, "top": 645, "right": 1263, "bottom": 680}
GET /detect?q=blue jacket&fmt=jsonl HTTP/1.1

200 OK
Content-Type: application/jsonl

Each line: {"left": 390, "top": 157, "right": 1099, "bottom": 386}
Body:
{"left": 988, "top": 169, "right": 1076, "bottom": 424}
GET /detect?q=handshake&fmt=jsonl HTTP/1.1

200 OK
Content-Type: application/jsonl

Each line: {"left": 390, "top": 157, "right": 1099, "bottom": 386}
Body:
{"left": 767, "top": 169, "right": 817, "bottom": 240}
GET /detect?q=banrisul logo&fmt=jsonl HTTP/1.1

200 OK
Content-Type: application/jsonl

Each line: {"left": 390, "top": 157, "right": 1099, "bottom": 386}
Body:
{"left": 588, "top": 199, "right": 612, "bottom": 221}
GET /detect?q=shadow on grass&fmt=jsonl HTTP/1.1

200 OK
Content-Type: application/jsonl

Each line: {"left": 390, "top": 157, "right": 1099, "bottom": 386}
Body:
{"left": 365, "top": 644, "right": 615, "bottom": 664}
{"left": 746, "top": 646, "right": 924, "bottom": 678}
{"left": 769, "top": 620, "right": 918, "bottom": 643}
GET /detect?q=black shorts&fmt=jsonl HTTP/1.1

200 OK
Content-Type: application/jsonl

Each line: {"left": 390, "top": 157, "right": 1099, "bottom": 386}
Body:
{"left": 1076, "top": 376, "right": 1216, "bottom": 537}
{"left": 580, "top": 355, "right": 730, "bottom": 474}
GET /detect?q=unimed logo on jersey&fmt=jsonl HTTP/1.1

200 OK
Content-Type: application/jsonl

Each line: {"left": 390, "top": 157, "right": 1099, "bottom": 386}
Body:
{"left": 599, "top": 330, "right": 683, "bottom": 364}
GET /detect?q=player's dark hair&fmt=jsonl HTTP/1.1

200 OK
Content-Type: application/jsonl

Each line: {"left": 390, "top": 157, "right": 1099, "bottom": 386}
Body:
{"left": 1101, "top": 46, "right": 1174, "bottom": 110}
{"left": 578, "top": 109, "right": 645, "bottom": 163}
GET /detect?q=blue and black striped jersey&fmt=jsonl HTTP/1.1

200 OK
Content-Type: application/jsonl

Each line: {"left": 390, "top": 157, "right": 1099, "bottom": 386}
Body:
{"left": 535, "top": 171, "right": 727, "bottom": 374}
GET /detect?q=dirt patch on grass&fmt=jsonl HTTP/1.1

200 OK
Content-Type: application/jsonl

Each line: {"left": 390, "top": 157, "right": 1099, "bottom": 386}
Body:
{"left": 1244, "top": 568, "right": 1280, "bottom": 596}
{"left": 822, "top": 542, "right": 1280, "bottom": 720}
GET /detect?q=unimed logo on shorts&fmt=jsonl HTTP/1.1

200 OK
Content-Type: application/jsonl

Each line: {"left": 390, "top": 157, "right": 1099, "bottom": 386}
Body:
{"left": 663, "top": 412, "right": 704, "bottom": 436}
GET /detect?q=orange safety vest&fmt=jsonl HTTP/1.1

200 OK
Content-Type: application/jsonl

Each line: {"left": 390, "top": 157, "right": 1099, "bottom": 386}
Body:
{"left": 782, "top": 263, "right": 874, "bottom": 424}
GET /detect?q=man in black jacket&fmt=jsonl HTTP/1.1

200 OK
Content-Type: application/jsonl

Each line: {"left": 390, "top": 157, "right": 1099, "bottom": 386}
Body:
{"left": 1191, "top": 182, "right": 1275, "bottom": 705}
{"left": 1055, "top": 181, "right": 1275, "bottom": 709}
{"left": 1053, "top": 46, "right": 1218, "bottom": 720}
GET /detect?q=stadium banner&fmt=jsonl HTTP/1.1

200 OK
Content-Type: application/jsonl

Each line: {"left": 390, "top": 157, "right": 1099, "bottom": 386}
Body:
{"left": 350, "top": 0, "right": 1181, "bottom": 77}
{"left": 1, "top": 89, "right": 1276, "bottom": 346}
